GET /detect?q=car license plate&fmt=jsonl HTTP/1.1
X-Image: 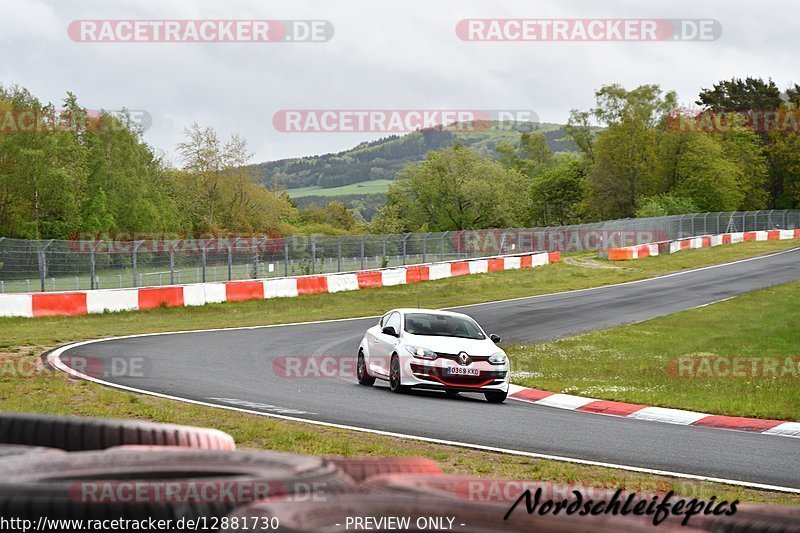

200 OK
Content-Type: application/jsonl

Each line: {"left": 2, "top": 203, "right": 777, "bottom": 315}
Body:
{"left": 447, "top": 367, "right": 480, "bottom": 376}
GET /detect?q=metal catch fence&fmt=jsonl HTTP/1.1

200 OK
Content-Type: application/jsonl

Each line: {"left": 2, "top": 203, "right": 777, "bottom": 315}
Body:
{"left": 1, "top": 210, "right": 797, "bottom": 293}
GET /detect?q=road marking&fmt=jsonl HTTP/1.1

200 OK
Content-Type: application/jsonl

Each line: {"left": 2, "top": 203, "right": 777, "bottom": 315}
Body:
{"left": 207, "top": 397, "right": 315, "bottom": 416}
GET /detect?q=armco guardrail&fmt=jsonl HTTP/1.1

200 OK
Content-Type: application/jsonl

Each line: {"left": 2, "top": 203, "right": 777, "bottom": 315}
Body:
{"left": 0, "top": 251, "right": 560, "bottom": 318}
{"left": 606, "top": 229, "right": 800, "bottom": 260}
{"left": 2, "top": 210, "right": 797, "bottom": 294}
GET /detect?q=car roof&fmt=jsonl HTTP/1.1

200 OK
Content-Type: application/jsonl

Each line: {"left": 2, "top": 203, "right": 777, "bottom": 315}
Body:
{"left": 387, "top": 308, "right": 473, "bottom": 319}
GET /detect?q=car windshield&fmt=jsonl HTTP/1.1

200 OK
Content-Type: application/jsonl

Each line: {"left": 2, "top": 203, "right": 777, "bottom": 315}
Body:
{"left": 404, "top": 313, "right": 485, "bottom": 340}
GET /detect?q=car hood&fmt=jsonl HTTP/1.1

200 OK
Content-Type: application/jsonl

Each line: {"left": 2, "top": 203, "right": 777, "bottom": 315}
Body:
{"left": 402, "top": 334, "right": 499, "bottom": 356}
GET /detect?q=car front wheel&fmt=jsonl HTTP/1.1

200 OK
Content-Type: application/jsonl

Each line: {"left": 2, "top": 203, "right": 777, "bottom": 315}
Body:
{"left": 484, "top": 390, "right": 507, "bottom": 404}
{"left": 357, "top": 351, "right": 375, "bottom": 387}
{"left": 389, "top": 355, "right": 408, "bottom": 393}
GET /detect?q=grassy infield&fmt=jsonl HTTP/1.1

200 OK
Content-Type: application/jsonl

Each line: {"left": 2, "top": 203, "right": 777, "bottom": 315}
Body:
{"left": 1, "top": 239, "right": 799, "bottom": 505}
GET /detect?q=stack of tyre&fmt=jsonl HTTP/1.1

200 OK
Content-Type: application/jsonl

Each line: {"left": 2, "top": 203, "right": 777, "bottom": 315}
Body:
{"left": 0, "top": 413, "right": 794, "bottom": 532}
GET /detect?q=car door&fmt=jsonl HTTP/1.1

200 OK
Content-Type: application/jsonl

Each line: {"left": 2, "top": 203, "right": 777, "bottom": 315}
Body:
{"left": 370, "top": 311, "right": 401, "bottom": 377}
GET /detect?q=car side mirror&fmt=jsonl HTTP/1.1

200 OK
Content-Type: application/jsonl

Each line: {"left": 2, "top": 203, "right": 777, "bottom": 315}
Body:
{"left": 490, "top": 334, "right": 501, "bottom": 344}
{"left": 382, "top": 326, "right": 399, "bottom": 337}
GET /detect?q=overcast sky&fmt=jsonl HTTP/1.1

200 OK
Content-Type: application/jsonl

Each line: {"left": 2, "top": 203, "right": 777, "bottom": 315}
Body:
{"left": 1, "top": 0, "right": 797, "bottom": 166}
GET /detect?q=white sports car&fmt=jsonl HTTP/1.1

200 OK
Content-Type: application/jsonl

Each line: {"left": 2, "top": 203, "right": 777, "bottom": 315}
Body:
{"left": 357, "top": 308, "right": 510, "bottom": 403}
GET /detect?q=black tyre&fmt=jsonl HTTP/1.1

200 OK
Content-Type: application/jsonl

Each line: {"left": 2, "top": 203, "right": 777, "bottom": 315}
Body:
{"left": 0, "top": 444, "right": 64, "bottom": 458}
{"left": 389, "top": 355, "right": 408, "bottom": 393}
{"left": 0, "top": 411, "right": 235, "bottom": 451}
{"left": 356, "top": 351, "right": 375, "bottom": 386}
{"left": 324, "top": 456, "right": 441, "bottom": 482}
{"left": 693, "top": 503, "right": 800, "bottom": 532}
{"left": 0, "top": 448, "right": 355, "bottom": 522}
{"left": 484, "top": 390, "right": 508, "bottom": 404}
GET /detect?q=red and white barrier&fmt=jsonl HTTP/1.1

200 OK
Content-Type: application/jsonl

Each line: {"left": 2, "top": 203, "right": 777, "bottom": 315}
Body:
{"left": 1, "top": 251, "right": 561, "bottom": 319}
{"left": 508, "top": 384, "right": 800, "bottom": 439}
{"left": 607, "top": 228, "right": 800, "bottom": 261}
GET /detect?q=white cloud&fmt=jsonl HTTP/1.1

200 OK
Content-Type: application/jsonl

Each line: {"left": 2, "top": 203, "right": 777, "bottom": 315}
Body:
{"left": 0, "top": 0, "right": 796, "bottom": 163}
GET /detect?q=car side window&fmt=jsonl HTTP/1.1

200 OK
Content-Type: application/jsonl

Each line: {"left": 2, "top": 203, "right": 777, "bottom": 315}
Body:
{"left": 379, "top": 314, "right": 390, "bottom": 327}
{"left": 386, "top": 312, "right": 401, "bottom": 333}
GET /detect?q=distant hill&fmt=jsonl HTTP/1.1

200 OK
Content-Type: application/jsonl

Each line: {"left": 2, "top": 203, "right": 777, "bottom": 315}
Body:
{"left": 251, "top": 122, "right": 578, "bottom": 193}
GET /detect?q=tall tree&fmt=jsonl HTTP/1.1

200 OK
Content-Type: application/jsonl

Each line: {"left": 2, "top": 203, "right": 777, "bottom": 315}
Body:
{"left": 587, "top": 118, "right": 659, "bottom": 219}
{"left": 177, "top": 123, "right": 294, "bottom": 233}
{"left": 670, "top": 133, "right": 741, "bottom": 212}
{"left": 376, "top": 144, "right": 526, "bottom": 232}
{"left": 529, "top": 155, "right": 585, "bottom": 226}
{"left": 696, "top": 77, "right": 782, "bottom": 112}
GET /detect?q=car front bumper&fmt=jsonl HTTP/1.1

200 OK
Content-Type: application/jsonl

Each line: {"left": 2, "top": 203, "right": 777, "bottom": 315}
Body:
{"left": 404, "top": 358, "right": 509, "bottom": 392}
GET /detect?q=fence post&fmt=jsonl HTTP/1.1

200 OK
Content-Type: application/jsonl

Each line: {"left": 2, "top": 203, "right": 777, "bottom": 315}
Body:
{"left": 360, "top": 239, "right": 365, "bottom": 270}
{"left": 337, "top": 237, "right": 344, "bottom": 272}
{"left": 284, "top": 239, "right": 289, "bottom": 277}
{"left": 422, "top": 232, "right": 431, "bottom": 263}
{"left": 227, "top": 238, "right": 238, "bottom": 281}
{"left": 38, "top": 240, "right": 54, "bottom": 292}
{"left": 132, "top": 240, "right": 144, "bottom": 288}
{"left": 90, "top": 240, "right": 102, "bottom": 290}
{"left": 169, "top": 244, "right": 175, "bottom": 285}
{"left": 441, "top": 232, "right": 447, "bottom": 261}
{"left": 311, "top": 239, "right": 317, "bottom": 274}
{"left": 254, "top": 238, "right": 266, "bottom": 279}
{"left": 382, "top": 237, "right": 387, "bottom": 264}
{"left": 402, "top": 234, "right": 408, "bottom": 265}
{"left": 201, "top": 240, "right": 207, "bottom": 283}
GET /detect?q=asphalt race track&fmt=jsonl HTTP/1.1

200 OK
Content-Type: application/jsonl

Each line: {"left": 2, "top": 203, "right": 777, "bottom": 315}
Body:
{"left": 57, "top": 248, "right": 800, "bottom": 490}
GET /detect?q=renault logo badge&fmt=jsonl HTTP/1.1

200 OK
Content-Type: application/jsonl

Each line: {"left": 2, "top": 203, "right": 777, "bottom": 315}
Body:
{"left": 458, "top": 351, "right": 471, "bottom": 366}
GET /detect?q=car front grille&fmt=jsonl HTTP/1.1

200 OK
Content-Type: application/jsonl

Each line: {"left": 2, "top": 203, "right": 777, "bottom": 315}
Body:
{"left": 435, "top": 352, "right": 490, "bottom": 362}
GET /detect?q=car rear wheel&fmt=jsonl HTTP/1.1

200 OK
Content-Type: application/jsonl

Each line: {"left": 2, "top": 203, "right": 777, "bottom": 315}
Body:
{"left": 357, "top": 351, "right": 375, "bottom": 386}
{"left": 484, "top": 390, "right": 507, "bottom": 404}
{"left": 389, "top": 355, "right": 408, "bottom": 393}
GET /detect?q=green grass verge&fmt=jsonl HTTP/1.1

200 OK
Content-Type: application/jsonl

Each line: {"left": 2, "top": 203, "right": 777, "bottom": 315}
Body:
{"left": 287, "top": 179, "right": 393, "bottom": 198}
{"left": 509, "top": 280, "right": 800, "bottom": 421}
{"left": 1, "top": 239, "right": 798, "bottom": 505}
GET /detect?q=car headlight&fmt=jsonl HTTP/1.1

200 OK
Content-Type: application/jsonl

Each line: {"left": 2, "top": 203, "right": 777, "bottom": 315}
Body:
{"left": 404, "top": 345, "right": 437, "bottom": 360}
{"left": 488, "top": 352, "right": 507, "bottom": 365}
